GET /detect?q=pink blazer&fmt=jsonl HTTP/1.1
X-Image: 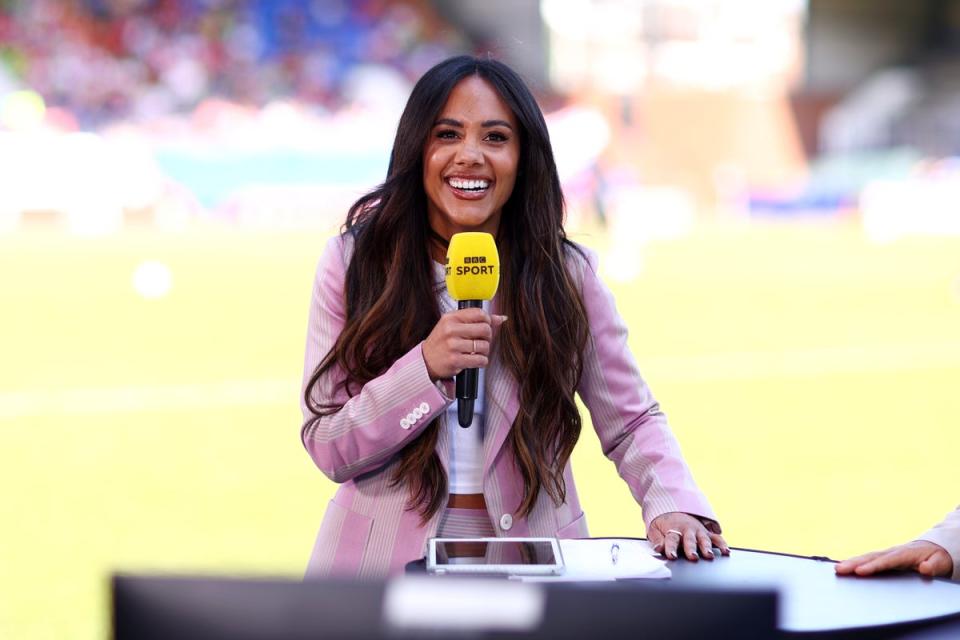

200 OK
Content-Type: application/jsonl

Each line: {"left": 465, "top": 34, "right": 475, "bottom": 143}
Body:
{"left": 300, "top": 234, "right": 718, "bottom": 578}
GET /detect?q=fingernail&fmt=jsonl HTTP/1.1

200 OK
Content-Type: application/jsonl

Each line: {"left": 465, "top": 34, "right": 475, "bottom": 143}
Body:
{"left": 706, "top": 550, "right": 714, "bottom": 558}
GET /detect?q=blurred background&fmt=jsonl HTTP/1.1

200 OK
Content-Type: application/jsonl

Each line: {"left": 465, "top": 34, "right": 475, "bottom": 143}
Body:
{"left": 2, "top": 0, "right": 959, "bottom": 636}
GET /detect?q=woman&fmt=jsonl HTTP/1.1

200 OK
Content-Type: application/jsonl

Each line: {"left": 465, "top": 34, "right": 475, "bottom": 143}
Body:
{"left": 300, "top": 55, "right": 727, "bottom": 577}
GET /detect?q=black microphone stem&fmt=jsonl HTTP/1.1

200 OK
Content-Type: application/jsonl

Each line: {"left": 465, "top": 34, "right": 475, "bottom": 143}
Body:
{"left": 456, "top": 299, "right": 482, "bottom": 427}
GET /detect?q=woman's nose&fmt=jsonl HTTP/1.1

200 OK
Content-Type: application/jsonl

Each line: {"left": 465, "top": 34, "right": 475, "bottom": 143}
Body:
{"left": 454, "top": 140, "right": 483, "bottom": 165}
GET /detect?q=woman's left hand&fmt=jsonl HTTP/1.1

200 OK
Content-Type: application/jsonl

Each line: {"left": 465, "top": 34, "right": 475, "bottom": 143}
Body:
{"left": 649, "top": 512, "right": 730, "bottom": 561}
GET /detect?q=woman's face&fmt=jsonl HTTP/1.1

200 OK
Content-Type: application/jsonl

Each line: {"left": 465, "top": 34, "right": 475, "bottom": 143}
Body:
{"left": 423, "top": 75, "right": 520, "bottom": 241}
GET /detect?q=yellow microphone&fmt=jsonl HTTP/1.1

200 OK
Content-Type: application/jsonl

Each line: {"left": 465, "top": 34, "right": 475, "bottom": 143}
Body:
{"left": 445, "top": 232, "right": 500, "bottom": 427}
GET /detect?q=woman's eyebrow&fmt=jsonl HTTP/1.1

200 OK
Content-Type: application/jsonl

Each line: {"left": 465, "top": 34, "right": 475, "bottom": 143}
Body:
{"left": 432, "top": 117, "right": 514, "bottom": 130}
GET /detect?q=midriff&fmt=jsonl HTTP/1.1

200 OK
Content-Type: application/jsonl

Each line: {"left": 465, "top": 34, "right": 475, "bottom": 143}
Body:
{"left": 447, "top": 493, "right": 486, "bottom": 510}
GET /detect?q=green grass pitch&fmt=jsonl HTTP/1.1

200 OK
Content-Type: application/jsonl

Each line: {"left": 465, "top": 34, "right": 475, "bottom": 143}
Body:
{"left": 1, "top": 221, "right": 958, "bottom": 637}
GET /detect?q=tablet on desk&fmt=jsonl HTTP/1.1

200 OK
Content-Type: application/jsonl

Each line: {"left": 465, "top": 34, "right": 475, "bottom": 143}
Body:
{"left": 426, "top": 537, "right": 564, "bottom": 576}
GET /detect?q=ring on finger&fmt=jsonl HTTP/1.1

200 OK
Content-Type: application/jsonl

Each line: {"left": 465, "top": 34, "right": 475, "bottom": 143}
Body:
{"left": 472, "top": 339, "right": 477, "bottom": 354}
{"left": 666, "top": 529, "right": 683, "bottom": 538}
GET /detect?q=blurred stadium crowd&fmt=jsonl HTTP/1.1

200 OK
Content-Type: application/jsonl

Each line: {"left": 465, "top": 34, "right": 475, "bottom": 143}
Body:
{"left": 0, "top": 0, "right": 462, "bottom": 127}
{"left": 0, "top": 0, "right": 477, "bottom": 233}
{"left": 1, "top": 0, "right": 959, "bottom": 241}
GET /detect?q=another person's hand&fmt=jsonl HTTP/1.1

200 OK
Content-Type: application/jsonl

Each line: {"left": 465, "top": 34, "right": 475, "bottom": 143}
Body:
{"left": 422, "top": 309, "right": 507, "bottom": 380}
{"left": 835, "top": 541, "right": 953, "bottom": 578}
{"left": 649, "top": 511, "right": 730, "bottom": 561}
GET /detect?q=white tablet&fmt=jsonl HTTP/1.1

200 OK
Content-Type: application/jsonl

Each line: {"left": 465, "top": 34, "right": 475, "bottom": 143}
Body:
{"left": 426, "top": 537, "right": 565, "bottom": 576}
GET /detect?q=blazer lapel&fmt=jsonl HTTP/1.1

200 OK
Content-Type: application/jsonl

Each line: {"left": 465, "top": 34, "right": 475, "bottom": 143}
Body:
{"left": 482, "top": 295, "right": 520, "bottom": 477}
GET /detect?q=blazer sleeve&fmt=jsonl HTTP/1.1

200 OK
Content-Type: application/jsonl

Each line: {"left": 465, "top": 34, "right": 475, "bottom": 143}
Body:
{"left": 573, "top": 246, "right": 719, "bottom": 531}
{"left": 916, "top": 506, "right": 960, "bottom": 580}
{"left": 299, "top": 235, "right": 454, "bottom": 483}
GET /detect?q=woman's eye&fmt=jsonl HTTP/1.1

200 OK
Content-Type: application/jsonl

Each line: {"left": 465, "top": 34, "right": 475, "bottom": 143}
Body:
{"left": 436, "top": 129, "right": 458, "bottom": 139}
{"left": 486, "top": 132, "right": 508, "bottom": 142}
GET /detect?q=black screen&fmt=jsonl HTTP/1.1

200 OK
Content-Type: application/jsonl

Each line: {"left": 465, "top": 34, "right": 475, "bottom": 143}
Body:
{"left": 434, "top": 539, "right": 558, "bottom": 565}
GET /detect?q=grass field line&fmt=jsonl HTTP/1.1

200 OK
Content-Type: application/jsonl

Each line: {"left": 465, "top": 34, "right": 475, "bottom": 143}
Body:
{"left": 2, "top": 341, "right": 959, "bottom": 419}
{"left": 0, "top": 378, "right": 299, "bottom": 420}
{"left": 643, "top": 340, "right": 960, "bottom": 382}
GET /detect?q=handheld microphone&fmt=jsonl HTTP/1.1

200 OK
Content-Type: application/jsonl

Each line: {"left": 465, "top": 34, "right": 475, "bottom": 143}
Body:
{"left": 445, "top": 232, "right": 500, "bottom": 427}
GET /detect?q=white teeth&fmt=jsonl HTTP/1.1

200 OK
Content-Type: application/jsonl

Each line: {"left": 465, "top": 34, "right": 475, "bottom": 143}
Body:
{"left": 448, "top": 178, "right": 490, "bottom": 191}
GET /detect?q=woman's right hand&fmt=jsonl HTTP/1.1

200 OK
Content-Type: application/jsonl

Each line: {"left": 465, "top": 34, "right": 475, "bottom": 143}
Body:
{"left": 422, "top": 309, "right": 507, "bottom": 380}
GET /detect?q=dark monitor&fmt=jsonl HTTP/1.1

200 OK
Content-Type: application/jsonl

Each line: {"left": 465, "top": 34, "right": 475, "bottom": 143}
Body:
{"left": 112, "top": 573, "right": 778, "bottom": 639}
{"left": 538, "top": 580, "right": 777, "bottom": 639}
{"left": 112, "top": 575, "right": 387, "bottom": 640}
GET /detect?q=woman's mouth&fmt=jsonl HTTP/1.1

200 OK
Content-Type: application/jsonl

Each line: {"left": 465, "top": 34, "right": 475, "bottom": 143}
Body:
{"left": 446, "top": 177, "right": 491, "bottom": 197}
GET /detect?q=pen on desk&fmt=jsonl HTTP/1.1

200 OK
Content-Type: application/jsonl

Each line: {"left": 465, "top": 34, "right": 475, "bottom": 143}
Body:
{"left": 610, "top": 543, "right": 619, "bottom": 566}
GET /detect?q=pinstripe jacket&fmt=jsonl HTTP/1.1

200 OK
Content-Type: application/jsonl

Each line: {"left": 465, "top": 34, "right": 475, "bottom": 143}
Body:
{"left": 917, "top": 507, "right": 960, "bottom": 580}
{"left": 300, "top": 234, "right": 718, "bottom": 578}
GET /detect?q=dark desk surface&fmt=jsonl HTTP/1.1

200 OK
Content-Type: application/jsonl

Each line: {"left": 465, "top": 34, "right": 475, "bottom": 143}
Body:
{"left": 660, "top": 546, "right": 960, "bottom": 635}
{"left": 409, "top": 543, "right": 960, "bottom": 636}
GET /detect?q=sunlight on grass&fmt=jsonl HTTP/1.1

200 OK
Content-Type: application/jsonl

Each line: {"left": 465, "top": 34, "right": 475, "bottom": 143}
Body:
{"left": 1, "top": 221, "right": 958, "bottom": 637}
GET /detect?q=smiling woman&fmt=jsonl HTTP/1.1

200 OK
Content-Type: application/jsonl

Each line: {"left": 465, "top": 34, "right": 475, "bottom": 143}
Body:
{"left": 422, "top": 75, "right": 520, "bottom": 241}
{"left": 298, "top": 55, "right": 727, "bottom": 579}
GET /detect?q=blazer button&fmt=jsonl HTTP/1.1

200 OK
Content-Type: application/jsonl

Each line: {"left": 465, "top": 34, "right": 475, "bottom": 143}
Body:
{"left": 400, "top": 418, "right": 411, "bottom": 430}
{"left": 499, "top": 513, "right": 513, "bottom": 531}
{"left": 412, "top": 407, "right": 423, "bottom": 419}
{"left": 419, "top": 401, "right": 429, "bottom": 413}
{"left": 406, "top": 412, "right": 416, "bottom": 423}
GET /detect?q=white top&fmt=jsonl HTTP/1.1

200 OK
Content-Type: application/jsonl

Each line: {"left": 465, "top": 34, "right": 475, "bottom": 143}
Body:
{"left": 435, "top": 261, "right": 486, "bottom": 494}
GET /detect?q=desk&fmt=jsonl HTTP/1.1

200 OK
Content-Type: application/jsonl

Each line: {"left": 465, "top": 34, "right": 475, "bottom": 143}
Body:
{"left": 408, "top": 543, "right": 960, "bottom": 637}
{"left": 111, "top": 547, "right": 960, "bottom": 639}
{"left": 633, "top": 545, "right": 960, "bottom": 637}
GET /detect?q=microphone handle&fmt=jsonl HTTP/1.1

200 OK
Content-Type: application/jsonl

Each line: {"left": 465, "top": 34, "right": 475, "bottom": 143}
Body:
{"left": 456, "top": 300, "right": 483, "bottom": 427}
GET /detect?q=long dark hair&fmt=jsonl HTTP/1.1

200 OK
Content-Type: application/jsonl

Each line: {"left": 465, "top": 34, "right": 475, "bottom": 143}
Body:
{"left": 303, "top": 55, "right": 590, "bottom": 521}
